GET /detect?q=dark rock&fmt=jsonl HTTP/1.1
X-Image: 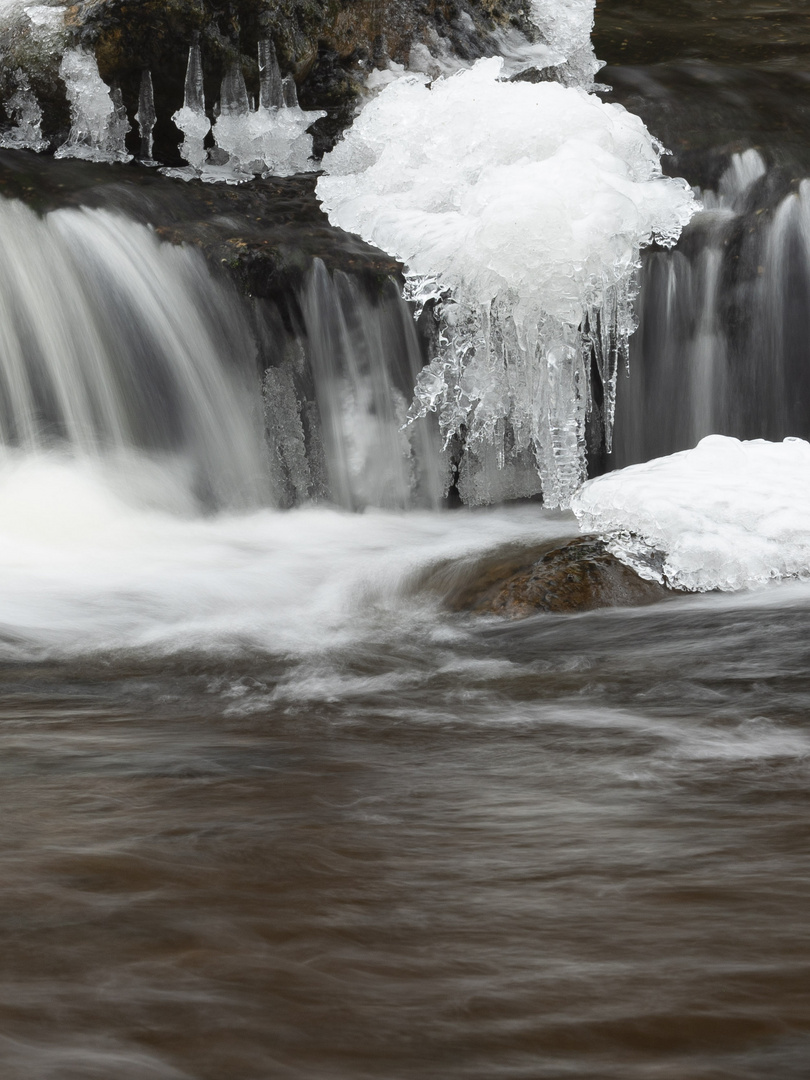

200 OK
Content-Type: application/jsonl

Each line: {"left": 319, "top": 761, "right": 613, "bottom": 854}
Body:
{"left": 438, "top": 536, "right": 674, "bottom": 617}
{"left": 0, "top": 148, "right": 399, "bottom": 303}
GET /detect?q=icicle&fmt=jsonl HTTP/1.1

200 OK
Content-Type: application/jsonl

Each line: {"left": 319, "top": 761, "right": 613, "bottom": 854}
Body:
{"left": 0, "top": 69, "right": 48, "bottom": 152}
{"left": 281, "top": 74, "right": 298, "bottom": 109}
{"left": 135, "top": 69, "right": 157, "bottom": 163}
{"left": 210, "top": 60, "right": 255, "bottom": 182}
{"left": 54, "top": 47, "right": 132, "bottom": 163}
{"left": 170, "top": 43, "right": 211, "bottom": 173}
{"left": 242, "top": 42, "right": 325, "bottom": 178}
{"left": 258, "top": 40, "right": 282, "bottom": 110}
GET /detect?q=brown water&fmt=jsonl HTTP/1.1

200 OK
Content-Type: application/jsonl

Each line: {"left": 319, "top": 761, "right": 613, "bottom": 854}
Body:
{"left": 0, "top": 502, "right": 809, "bottom": 1079}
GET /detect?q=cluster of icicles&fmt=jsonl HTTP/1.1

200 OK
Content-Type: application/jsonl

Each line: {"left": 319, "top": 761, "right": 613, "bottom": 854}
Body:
{"left": 0, "top": 41, "right": 323, "bottom": 181}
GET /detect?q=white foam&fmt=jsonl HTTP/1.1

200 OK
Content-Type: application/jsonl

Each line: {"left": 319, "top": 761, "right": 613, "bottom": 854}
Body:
{"left": 0, "top": 452, "right": 577, "bottom": 660}
{"left": 317, "top": 58, "right": 696, "bottom": 506}
{"left": 572, "top": 436, "right": 810, "bottom": 592}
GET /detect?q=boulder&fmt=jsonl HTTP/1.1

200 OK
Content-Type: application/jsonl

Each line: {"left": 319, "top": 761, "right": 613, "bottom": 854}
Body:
{"left": 440, "top": 536, "right": 674, "bottom": 617}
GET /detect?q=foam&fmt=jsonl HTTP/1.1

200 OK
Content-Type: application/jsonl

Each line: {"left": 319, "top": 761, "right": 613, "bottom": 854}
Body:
{"left": 572, "top": 436, "right": 810, "bottom": 592}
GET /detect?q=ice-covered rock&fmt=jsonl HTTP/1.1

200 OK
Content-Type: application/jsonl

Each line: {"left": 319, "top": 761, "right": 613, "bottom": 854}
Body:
{"left": 317, "top": 58, "right": 697, "bottom": 507}
{"left": 0, "top": 68, "right": 47, "bottom": 151}
{"left": 54, "top": 47, "right": 131, "bottom": 163}
{"left": 572, "top": 436, "right": 810, "bottom": 592}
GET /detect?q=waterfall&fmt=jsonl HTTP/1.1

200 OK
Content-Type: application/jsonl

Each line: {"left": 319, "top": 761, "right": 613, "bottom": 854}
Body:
{"left": 613, "top": 151, "right": 810, "bottom": 464}
{"left": 0, "top": 193, "right": 445, "bottom": 514}
{"left": 0, "top": 198, "right": 269, "bottom": 512}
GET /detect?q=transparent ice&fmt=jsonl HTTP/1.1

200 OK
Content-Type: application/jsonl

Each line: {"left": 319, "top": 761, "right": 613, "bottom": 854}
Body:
{"left": 0, "top": 68, "right": 47, "bottom": 151}
{"left": 166, "top": 43, "right": 211, "bottom": 176}
{"left": 135, "top": 69, "right": 157, "bottom": 163}
{"left": 54, "top": 47, "right": 131, "bottom": 163}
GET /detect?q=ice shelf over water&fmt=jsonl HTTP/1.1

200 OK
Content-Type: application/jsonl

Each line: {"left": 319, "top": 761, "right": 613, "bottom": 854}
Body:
{"left": 317, "top": 58, "right": 697, "bottom": 507}
{"left": 572, "top": 436, "right": 810, "bottom": 592}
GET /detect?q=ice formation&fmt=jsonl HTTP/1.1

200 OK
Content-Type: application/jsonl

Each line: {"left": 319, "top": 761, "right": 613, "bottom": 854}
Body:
{"left": 0, "top": 69, "right": 47, "bottom": 151}
{"left": 317, "top": 58, "right": 697, "bottom": 506}
{"left": 572, "top": 436, "right": 810, "bottom": 592}
{"left": 54, "top": 47, "right": 131, "bottom": 163}
{"left": 135, "top": 69, "right": 157, "bottom": 163}
{"left": 529, "top": 0, "right": 600, "bottom": 86}
{"left": 166, "top": 42, "right": 324, "bottom": 183}
{"left": 167, "top": 43, "right": 211, "bottom": 175}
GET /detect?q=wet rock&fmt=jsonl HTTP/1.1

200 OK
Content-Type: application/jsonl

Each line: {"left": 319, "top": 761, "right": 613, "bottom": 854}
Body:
{"left": 0, "top": 149, "right": 399, "bottom": 303}
{"left": 442, "top": 536, "right": 674, "bottom": 617}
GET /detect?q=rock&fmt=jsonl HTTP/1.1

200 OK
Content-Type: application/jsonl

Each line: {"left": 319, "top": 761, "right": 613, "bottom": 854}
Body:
{"left": 440, "top": 536, "right": 674, "bottom": 617}
{"left": 0, "top": 148, "right": 400, "bottom": 302}
{"left": 2, "top": 0, "right": 538, "bottom": 159}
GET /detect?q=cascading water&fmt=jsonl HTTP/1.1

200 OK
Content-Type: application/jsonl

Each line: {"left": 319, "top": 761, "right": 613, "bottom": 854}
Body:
{"left": 0, "top": 198, "right": 268, "bottom": 511}
{"left": 613, "top": 149, "right": 810, "bottom": 464}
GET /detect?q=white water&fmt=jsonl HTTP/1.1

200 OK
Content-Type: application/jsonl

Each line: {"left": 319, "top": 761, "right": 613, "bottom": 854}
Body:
{"left": 0, "top": 455, "right": 573, "bottom": 661}
{"left": 613, "top": 150, "right": 810, "bottom": 463}
{"left": 0, "top": 199, "right": 268, "bottom": 510}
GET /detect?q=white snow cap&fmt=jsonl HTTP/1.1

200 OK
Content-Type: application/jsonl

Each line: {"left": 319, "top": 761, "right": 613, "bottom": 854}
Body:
{"left": 317, "top": 58, "right": 696, "bottom": 506}
{"left": 572, "top": 436, "right": 810, "bottom": 592}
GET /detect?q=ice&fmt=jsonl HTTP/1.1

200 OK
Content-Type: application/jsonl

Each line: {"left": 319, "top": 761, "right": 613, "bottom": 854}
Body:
{"left": 258, "top": 39, "right": 283, "bottom": 109}
{"left": 54, "top": 47, "right": 131, "bottom": 163}
{"left": 572, "top": 436, "right": 810, "bottom": 592}
{"left": 529, "top": 0, "right": 600, "bottom": 87}
{"left": 166, "top": 41, "right": 324, "bottom": 183}
{"left": 317, "top": 58, "right": 697, "bottom": 507}
{"left": 210, "top": 60, "right": 256, "bottom": 181}
{"left": 168, "top": 43, "right": 211, "bottom": 175}
{"left": 0, "top": 68, "right": 47, "bottom": 151}
{"left": 134, "top": 69, "right": 157, "bottom": 163}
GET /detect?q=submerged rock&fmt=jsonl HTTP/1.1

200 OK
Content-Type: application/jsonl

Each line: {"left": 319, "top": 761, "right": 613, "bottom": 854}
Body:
{"left": 442, "top": 536, "right": 673, "bottom": 618}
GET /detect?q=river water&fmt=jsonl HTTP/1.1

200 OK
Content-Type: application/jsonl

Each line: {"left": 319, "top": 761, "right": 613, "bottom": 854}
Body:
{"left": 1, "top": 2, "right": 810, "bottom": 1079}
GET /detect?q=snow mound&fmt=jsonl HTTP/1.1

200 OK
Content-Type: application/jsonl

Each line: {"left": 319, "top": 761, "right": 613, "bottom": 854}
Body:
{"left": 317, "top": 58, "right": 696, "bottom": 506}
{"left": 572, "top": 436, "right": 810, "bottom": 592}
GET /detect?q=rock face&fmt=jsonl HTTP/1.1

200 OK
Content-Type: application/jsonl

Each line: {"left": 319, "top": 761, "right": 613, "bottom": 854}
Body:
{"left": 1, "top": 0, "right": 537, "bottom": 159}
{"left": 441, "top": 536, "right": 674, "bottom": 617}
{"left": 0, "top": 147, "right": 398, "bottom": 299}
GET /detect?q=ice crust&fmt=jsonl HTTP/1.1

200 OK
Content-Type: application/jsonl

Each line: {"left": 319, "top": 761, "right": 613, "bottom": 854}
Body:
{"left": 317, "top": 58, "right": 697, "bottom": 506}
{"left": 54, "top": 47, "right": 131, "bottom": 163}
{"left": 572, "top": 436, "right": 810, "bottom": 592}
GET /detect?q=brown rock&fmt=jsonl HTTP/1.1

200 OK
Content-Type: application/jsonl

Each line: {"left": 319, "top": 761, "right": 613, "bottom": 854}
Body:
{"left": 440, "top": 536, "right": 673, "bottom": 618}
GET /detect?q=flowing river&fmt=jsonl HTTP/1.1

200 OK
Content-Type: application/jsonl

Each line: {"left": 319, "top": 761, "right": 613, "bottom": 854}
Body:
{"left": 0, "top": 1, "right": 808, "bottom": 1078}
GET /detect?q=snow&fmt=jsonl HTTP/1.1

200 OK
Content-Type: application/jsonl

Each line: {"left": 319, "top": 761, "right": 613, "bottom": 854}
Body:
{"left": 572, "top": 436, "right": 810, "bottom": 592}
